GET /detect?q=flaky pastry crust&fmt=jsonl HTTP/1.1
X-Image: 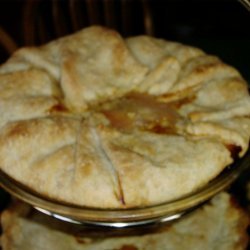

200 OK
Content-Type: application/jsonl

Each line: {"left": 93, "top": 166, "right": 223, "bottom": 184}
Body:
{"left": 0, "top": 26, "right": 249, "bottom": 208}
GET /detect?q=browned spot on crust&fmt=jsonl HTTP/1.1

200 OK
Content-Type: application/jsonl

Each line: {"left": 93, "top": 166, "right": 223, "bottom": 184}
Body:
{"left": 7, "top": 122, "right": 29, "bottom": 138}
{"left": 147, "top": 124, "right": 176, "bottom": 134}
{"left": 159, "top": 85, "right": 198, "bottom": 103}
{"left": 225, "top": 144, "right": 242, "bottom": 160}
{"left": 167, "top": 95, "right": 195, "bottom": 109}
{"left": 80, "top": 164, "right": 93, "bottom": 178}
{"left": 49, "top": 103, "right": 69, "bottom": 113}
{"left": 118, "top": 245, "right": 138, "bottom": 250}
{"left": 194, "top": 62, "right": 219, "bottom": 74}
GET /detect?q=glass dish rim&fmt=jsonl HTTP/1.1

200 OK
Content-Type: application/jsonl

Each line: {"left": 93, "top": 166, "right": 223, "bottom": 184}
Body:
{"left": 0, "top": 149, "right": 249, "bottom": 227}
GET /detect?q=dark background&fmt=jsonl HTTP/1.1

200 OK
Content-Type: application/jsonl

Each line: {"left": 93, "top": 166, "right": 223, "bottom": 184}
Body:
{"left": 0, "top": 0, "right": 249, "bottom": 81}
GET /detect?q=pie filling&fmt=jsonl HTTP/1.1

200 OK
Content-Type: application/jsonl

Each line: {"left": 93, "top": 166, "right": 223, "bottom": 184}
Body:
{"left": 97, "top": 92, "right": 183, "bottom": 134}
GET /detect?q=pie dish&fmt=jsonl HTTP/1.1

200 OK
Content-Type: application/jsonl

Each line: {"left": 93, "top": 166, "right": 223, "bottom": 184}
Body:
{"left": 0, "top": 150, "right": 249, "bottom": 227}
{"left": 0, "top": 26, "right": 249, "bottom": 210}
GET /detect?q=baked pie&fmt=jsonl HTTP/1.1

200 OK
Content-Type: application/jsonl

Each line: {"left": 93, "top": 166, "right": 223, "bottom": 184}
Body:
{"left": 0, "top": 26, "right": 249, "bottom": 208}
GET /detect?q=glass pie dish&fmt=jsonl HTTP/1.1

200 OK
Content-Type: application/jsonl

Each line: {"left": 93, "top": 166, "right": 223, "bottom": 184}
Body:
{"left": 0, "top": 149, "right": 249, "bottom": 228}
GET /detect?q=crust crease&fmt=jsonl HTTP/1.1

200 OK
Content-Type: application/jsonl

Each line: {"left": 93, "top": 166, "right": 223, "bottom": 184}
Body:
{"left": 90, "top": 126, "right": 125, "bottom": 205}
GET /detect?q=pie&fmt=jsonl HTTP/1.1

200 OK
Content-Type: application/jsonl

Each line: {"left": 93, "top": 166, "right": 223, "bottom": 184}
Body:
{"left": 1, "top": 192, "right": 249, "bottom": 250}
{"left": 0, "top": 26, "right": 249, "bottom": 208}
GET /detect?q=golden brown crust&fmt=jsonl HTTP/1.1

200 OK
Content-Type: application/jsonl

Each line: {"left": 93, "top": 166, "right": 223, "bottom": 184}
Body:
{"left": 0, "top": 26, "right": 249, "bottom": 208}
